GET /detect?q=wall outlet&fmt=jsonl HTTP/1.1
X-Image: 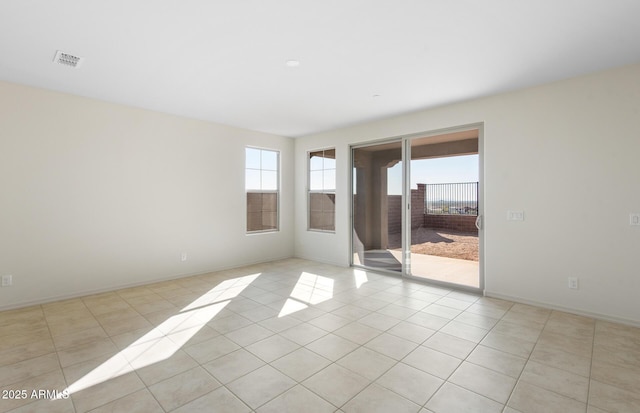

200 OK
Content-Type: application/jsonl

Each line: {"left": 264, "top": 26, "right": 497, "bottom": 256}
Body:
{"left": 181, "top": 252, "right": 188, "bottom": 262}
{"left": 1, "top": 275, "right": 12, "bottom": 287}
{"left": 507, "top": 210, "right": 525, "bottom": 221}
{"left": 630, "top": 213, "right": 640, "bottom": 226}
{"left": 568, "top": 277, "right": 579, "bottom": 290}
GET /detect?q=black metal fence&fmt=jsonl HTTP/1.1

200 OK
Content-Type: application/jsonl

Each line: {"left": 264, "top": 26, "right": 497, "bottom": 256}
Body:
{"left": 425, "top": 182, "right": 478, "bottom": 215}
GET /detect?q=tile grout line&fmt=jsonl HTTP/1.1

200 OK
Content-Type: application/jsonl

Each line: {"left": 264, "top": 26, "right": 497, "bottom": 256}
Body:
{"left": 419, "top": 297, "right": 514, "bottom": 412}
{"left": 501, "top": 308, "right": 555, "bottom": 413}
{"left": 3, "top": 260, "right": 637, "bottom": 412}
{"left": 416, "top": 297, "right": 481, "bottom": 411}
{"left": 585, "top": 320, "right": 597, "bottom": 413}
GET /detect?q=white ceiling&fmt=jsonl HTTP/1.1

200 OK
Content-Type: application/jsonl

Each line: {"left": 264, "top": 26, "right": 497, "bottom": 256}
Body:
{"left": 2, "top": 1, "right": 640, "bottom": 138}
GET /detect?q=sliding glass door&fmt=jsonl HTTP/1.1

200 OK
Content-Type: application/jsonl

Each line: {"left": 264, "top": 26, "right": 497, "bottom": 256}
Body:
{"left": 351, "top": 127, "right": 483, "bottom": 291}
{"left": 352, "top": 141, "right": 403, "bottom": 272}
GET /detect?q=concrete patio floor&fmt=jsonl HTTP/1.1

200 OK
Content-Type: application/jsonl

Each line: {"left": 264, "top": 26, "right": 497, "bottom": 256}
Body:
{"left": 353, "top": 250, "right": 480, "bottom": 289}
{"left": 389, "top": 250, "right": 479, "bottom": 288}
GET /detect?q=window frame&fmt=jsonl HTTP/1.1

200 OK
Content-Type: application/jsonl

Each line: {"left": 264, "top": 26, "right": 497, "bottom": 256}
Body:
{"left": 307, "top": 147, "right": 336, "bottom": 233}
{"left": 245, "top": 146, "right": 280, "bottom": 234}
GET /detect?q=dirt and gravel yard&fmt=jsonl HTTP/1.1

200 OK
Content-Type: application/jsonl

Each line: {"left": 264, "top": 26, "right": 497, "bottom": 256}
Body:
{"left": 388, "top": 226, "right": 479, "bottom": 261}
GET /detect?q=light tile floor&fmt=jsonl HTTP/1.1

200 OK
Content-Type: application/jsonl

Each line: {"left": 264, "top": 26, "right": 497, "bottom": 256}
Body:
{"left": 1, "top": 258, "right": 639, "bottom": 412}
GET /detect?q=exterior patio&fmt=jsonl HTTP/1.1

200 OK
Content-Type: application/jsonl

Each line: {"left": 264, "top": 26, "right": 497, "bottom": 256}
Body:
{"left": 388, "top": 250, "right": 480, "bottom": 288}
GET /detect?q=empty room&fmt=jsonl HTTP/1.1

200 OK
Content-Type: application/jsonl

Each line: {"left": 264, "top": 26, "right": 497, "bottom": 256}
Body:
{"left": 1, "top": 1, "right": 639, "bottom": 412}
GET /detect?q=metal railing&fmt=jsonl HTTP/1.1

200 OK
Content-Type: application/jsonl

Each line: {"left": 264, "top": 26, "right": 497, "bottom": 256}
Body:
{"left": 425, "top": 182, "right": 478, "bottom": 215}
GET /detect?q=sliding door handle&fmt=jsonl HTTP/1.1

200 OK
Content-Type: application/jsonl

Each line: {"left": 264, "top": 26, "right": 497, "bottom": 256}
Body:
{"left": 475, "top": 215, "right": 482, "bottom": 230}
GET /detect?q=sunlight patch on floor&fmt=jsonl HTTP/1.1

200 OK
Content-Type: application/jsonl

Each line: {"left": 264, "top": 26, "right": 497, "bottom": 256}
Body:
{"left": 353, "top": 269, "right": 368, "bottom": 288}
{"left": 278, "top": 298, "right": 308, "bottom": 317}
{"left": 64, "top": 273, "right": 261, "bottom": 395}
{"left": 278, "top": 272, "right": 334, "bottom": 317}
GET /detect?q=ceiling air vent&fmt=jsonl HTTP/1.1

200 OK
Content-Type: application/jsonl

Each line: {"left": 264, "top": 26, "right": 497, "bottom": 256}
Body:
{"left": 53, "top": 50, "right": 84, "bottom": 68}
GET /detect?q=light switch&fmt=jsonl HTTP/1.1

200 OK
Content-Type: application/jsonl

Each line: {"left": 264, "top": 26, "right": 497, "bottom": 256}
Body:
{"left": 507, "top": 210, "right": 524, "bottom": 221}
{"left": 630, "top": 213, "right": 640, "bottom": 226}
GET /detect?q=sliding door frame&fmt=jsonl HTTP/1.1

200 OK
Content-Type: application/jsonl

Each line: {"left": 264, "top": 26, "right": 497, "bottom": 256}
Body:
{"left": 350, "top": 137, "right": 404, "bottom": 278}
{"left": 349, "top": 122, "right": 484, "bottom": 294}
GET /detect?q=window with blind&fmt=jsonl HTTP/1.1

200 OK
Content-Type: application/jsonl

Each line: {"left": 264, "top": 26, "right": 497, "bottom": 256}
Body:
{"left": 246, "top": 147, "right": 279, "bottom": 233}
{"left": 308, "top": 148, "right": 336, "bottom": 232}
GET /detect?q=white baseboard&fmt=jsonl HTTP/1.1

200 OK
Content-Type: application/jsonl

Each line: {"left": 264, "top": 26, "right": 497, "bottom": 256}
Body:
{"left": 292, "top": 254, "right": 348, "bottom": 268}
{"left": 485, "top": 290, "right": 640, "bottom": 328}
{"left": 4, "top": 259, "right": 638, "bottom": 331}
{"left": 0, "top": 255, "right": 294, "bottom": 312}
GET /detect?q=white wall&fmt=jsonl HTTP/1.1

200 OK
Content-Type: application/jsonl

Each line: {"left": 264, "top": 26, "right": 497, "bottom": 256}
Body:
{"left": 0, "top": 81, "right": 294, "bottom": 310}
{"left": 294, "top": 63, "right": 640, "bottom": 326}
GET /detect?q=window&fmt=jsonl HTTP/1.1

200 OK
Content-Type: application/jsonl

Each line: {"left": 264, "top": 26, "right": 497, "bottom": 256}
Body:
{"left": 246, "top": 147, "right": 279, "bottom": 232}
{"left": 308, "top": 148, "right": 336, "bottom": 231}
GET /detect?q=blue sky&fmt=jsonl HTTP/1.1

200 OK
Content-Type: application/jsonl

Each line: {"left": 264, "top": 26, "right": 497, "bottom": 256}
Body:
{"left": 388, "top": 154, "right": 478, "bottom": 195}
{"left": 246, "top": 148, "right": 279, "bottom": 190}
